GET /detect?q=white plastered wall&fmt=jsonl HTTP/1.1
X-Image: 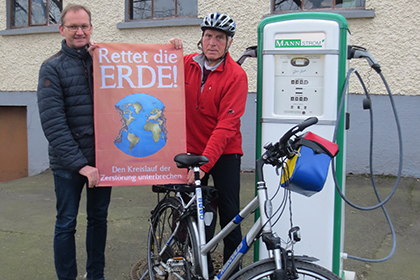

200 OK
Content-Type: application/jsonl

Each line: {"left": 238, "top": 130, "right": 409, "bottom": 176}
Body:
{"left": 0, "top": 0, "right": 419, "bottom": 176}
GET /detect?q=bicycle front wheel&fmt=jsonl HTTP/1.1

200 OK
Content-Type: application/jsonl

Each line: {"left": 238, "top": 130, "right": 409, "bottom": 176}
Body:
{"left": 147, "top": 196, "right": 200, "bottom": 280}
{"left": 230, "top": 258, "right": 341, "bottom": 280}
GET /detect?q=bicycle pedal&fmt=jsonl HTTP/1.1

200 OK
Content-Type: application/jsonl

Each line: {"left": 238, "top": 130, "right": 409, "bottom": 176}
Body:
{"left": 167, "top": 258, "right": 187, "bottom": 271}
{"left": 153, "top": 265, "right": 166, "bottom": 276}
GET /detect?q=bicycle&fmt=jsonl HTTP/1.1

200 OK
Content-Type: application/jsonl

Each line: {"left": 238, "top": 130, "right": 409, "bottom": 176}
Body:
{"left": 144, "top": 117, "right": 341, "bottom": 280}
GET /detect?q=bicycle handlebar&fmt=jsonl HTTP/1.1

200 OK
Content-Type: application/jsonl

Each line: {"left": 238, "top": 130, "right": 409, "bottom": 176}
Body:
{"left": 279, "top": 117, "right": 318, "bottom": 146}
{"left": 256, "top": 117, "right": 318, "bottom": 182}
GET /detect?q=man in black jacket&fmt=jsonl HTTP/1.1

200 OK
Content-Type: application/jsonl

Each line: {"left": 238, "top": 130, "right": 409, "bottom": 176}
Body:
{"left": 37, "top": 4, "right": 111, "bottom": 280}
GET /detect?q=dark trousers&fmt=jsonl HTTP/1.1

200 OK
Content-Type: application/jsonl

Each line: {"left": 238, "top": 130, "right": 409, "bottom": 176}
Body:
{"left": 53, "top": 169, "right": 112, "bottom": 280}
{"left": 201, "top": 154, "right": 242, "bottom": 265}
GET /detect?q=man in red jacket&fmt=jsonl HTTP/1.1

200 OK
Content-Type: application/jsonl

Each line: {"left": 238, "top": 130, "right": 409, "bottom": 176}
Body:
{"left": 170, "top": 12, "right": 248, "bottom": 273}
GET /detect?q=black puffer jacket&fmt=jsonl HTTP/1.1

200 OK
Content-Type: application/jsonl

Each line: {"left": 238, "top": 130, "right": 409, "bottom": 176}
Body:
{"left": 37, "top": 39, "right": 95, "bottom": 171}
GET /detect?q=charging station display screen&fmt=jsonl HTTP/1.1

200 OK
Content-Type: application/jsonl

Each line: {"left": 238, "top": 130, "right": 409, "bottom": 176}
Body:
{"left": 274, "top": 54, "right": 325, "bottom": 116}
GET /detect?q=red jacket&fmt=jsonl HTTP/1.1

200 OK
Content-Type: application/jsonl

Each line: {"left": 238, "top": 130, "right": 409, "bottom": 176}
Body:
{"left": 184, "top": 52, "right": 248, "bottom": 172}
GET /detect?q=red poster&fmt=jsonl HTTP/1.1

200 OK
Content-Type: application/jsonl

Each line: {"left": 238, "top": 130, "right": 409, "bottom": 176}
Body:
{"left": 93, "top": 43, "right": 187, "bottom": 186}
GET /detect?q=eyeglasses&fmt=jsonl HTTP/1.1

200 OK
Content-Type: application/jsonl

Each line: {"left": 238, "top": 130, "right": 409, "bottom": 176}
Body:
{"left": 63, "top": 24, "right": 91, "bottom": 32}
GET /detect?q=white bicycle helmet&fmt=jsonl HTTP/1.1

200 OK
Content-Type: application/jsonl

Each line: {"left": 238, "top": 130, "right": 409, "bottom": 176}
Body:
{"left": 201, "top": 12, "right": 236, "bottom": 37}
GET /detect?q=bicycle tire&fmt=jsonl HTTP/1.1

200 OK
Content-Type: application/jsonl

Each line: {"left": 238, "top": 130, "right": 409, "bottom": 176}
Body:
{"left": 147, "top": 196, "right": 200, "bottom": 280}
{"left": 229, "top": 258, "right": 341, "bottom": 280}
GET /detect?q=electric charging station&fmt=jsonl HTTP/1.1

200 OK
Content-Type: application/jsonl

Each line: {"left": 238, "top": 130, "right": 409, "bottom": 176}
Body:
{"left": 255, "top": 13, "right": 349, "bottom": 276}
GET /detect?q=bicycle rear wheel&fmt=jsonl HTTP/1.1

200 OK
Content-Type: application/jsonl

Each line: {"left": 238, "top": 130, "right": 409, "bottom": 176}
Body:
{"left": 230, "top": 258, "right": 341, "bottom": 280}
{"left": 147, "top": 196, "right": 200, "bottom": 280}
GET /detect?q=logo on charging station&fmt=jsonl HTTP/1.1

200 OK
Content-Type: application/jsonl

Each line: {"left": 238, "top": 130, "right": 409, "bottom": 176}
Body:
{"left": 275, "top": 39, "right": 324, "bottom": 48}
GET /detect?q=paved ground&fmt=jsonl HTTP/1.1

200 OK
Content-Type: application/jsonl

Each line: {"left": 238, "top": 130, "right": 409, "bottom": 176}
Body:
{"left": 0, "top": 170, "right": 419, "bottom": 279}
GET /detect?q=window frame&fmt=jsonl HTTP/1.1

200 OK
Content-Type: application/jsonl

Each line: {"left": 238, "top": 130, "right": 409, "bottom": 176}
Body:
{"left": 117, "top": 0, "right": 201, "bottom": 30}
{"left": 270, "top": 0, "right": 375, "bottom": 18}
{"left": 1, "top": 0, "right": 61, "bottom": 35}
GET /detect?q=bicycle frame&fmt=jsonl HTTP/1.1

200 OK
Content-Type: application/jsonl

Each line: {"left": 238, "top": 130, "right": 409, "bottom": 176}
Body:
{"left": 188, "top": 157, "right": 282, "bottom": 280}
{"left": 146, "top": 118, "right": 332, "bottom": 280}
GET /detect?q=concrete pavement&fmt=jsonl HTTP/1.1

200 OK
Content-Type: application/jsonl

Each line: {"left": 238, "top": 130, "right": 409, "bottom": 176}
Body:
{"left": 0, "top": 170, "right": 419, "bottom": 279}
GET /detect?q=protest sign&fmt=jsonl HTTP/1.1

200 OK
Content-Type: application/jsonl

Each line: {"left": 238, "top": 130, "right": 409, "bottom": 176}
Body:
{"left": 93, "top": 43, "right": 187, "bottom": 186}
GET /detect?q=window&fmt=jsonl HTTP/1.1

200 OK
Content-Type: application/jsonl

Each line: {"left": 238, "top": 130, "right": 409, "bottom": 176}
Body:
{"left": 129, "top": 0, "right": 197, "bottom": 20}
{"left": 273, "top": 0, "right": 365, "bottom": 12}
{"left": 11, "top": 0, "right": 62, "bottom": 28}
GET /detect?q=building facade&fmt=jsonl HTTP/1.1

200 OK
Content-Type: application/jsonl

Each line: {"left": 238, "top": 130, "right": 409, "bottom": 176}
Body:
{"left": 0, "top": 0, "right": 418, "bottom": 181}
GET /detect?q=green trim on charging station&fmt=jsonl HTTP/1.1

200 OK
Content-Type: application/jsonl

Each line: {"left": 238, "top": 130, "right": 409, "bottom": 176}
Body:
{"left": 254, "top": 13, "right": 349, "bottom": 277}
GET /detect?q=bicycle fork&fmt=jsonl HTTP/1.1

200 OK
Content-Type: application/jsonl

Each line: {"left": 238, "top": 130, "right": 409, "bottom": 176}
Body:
{"left": 257, "top": 180, "right": 296, "bottom": 280}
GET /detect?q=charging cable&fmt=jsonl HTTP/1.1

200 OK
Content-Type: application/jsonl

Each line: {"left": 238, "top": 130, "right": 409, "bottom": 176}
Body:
{"left": 332, "top": 46, "right": 403, "bottom": 262}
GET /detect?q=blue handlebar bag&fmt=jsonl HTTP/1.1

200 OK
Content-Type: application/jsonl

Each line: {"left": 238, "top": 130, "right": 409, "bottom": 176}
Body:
{"left": 281, "top": 132, "right": 339, "bottom": 197}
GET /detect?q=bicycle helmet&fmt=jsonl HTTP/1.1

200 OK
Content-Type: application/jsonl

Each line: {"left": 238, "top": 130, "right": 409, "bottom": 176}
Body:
{"left": 201, "top": 13, "right": 236, "bottom": 37}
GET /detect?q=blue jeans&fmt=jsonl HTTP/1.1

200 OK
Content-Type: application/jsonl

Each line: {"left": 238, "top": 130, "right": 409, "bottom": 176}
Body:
{"left": 53, "top": 169, "right": 112, "bottom": 280}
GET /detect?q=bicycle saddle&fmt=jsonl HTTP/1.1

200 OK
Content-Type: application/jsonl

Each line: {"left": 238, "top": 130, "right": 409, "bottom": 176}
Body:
{"left": 174, "top": 153, "right": 209, "bottom": 168}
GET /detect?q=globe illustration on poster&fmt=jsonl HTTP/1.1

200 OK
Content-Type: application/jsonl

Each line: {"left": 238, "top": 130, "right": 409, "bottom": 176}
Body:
{"left": 114, "top": 93, "right": 167, "bottom": 157}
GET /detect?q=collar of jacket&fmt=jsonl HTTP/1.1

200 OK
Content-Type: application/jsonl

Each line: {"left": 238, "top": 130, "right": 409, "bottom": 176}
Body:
{"left": 192, "top": 52, "right": 231, "bottom": 72}
{"left": 61, "top": 39, "right": 91, "bottom": 61}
